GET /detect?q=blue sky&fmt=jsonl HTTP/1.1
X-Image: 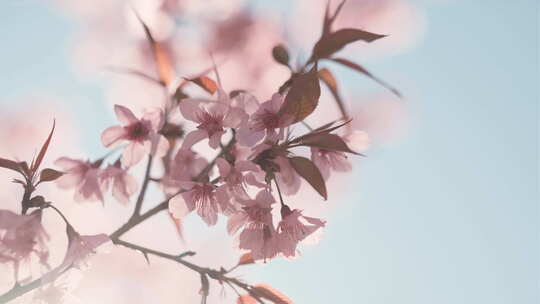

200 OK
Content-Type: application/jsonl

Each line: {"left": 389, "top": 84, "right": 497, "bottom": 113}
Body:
{"left": 0, "top": 0, "right": 538, "bottom": 303}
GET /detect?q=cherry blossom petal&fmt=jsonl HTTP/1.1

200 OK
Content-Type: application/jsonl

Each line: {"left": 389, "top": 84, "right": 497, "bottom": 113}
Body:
{"left": 345, "top": 130, "right": 370, "bottom": 153}
{"left": 236, "top": 128, "right": 265, "bottom": 146}
{"left": 150, "top": 134, "right": 170, "bottom": 158}
{"left": 169, "top": 194, "right": 193, "bottom": 219}
{"left": 122, "top": 142, "right": 147, "bottom": 167}
{"left": 101, "top": 125, "right": 126, "bottom": 147}
{"left": 223, "top": 107, "right": 248, "bottom": 128}
{"left": 216, "top": 157, "right": 232, "bottom": 178}
{"left": 182, "top": 129, "right": 208, "bottom": 149}
{"left": 178, "top": 99, "right": 203, "bottom": 122}
{"left": 143, "top": 109, "right": 164, "bottom": 131}
{"left": 208, "top": 130, "right": 226, "bottom": 149}
{"left": 54, "top": 157, "right": 84, "bottom": 171}
{"left": 114, "top": 104, "right": 138, "bottom": 125}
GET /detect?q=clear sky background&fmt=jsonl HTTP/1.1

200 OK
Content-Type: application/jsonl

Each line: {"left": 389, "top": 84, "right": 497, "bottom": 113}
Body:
{"left": 0, "top": 0, "right": 538, "bottom": 303}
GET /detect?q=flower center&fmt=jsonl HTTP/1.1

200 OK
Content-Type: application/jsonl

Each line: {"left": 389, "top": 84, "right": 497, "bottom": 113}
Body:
{"left": 197, "top": 112, "right": 224, "bottom": 136}
{"left": 126, "top": 121, "right": 150, "bottom": 141}
{"left": 254, "top": 110, "right": 279, "bottom": 130}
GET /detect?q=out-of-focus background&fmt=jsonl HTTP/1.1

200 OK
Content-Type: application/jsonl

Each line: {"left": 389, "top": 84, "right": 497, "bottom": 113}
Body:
{"left": 0, "top": 0, "right": 538, "bottom": 303}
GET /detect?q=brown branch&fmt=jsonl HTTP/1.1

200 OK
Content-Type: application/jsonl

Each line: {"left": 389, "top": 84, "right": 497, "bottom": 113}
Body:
{"left": 0, "top": 137, "right": 238, "bottom": 303}
{"left": 132, "top": 155, "right": 153, "bottom": 217}
{"left": 113, "top": 239, "right": 263, "bottom": 303}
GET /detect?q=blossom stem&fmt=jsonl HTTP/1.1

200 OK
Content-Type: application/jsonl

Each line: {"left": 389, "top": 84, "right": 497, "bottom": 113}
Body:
{"left": 132, "top": 155, "right": 154, "bottom": 217}
{"left": 274, "top": 178, "right": 286, "bottom": 207}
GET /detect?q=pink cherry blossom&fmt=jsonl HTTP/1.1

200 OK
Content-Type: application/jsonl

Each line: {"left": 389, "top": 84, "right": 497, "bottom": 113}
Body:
{"left": 169, "top": 181, "right": 231, "bottom": 226}
{"left": 101, "top": 105, "right": 169, "bottom": 167}
{"left": 170, "top": 148, "right": 208, "bottom": 182}
{"left": 179, "top": 90, "right": 248, "bottom": 149}
{"left": 101, "top": 163, "right": 138, "bottom": 205}
{"left": 310, "top": 148, "right": 352, "bottom": 180}
{"left": 54, "top": 157, "right": 105, "bottom": 203}
{"left": 61, "top": 225, "right": 109, "bottom": 270}
{"left": 227, "top": 190, "right": 280, "bottom": 261}
{"left": 274, "top": 156, "right": 301, "bottom": 196}
{"left": 310, "top": 131, "right": 370, "bottom": 180}
{"left": 0, "top": 210, "right": 49, "bottom": 276}
{"left": 277, "top": 207, "right": 326, "bottom": 258}
{"left": 237, "top": 93, "right": 293, "bottom": 146}
{"left": 216, "top": 157, "right": 262, "bottom": 202}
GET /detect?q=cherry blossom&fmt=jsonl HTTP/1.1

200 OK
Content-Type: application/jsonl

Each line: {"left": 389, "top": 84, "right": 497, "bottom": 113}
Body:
{"left": 311, "top": 130, "right": 370, "bottom": 180}
{"left": 165, "top": 148, "right": 208, "bottom": 186}
{"left": 101, "top": 163, "right": 138, "bottom": 205}
{"left": 274, "top": 156, "right": 301, "bottom": 196}
{"left": 0, "top": 209, "right": 49, "bottom": 276}
{"left": 228, "top": 190, "right": 280, "bottom": 261}
{"left": 179, "top": 91, "right": 248, "bottom": 149}
{"left": 54, "top": 157, "right": 105, "bottom": 203}
{"left": 216, "top": 157, "right": 261, "bottom": 202}
{"left": 101, "top": 105, "right": 169, "bottom": 167}
{"left": 169, "top": 181, "right": 231, "bottom": 226}
{"left": 277, "top": 207, "right": 326, "bottom": 258}
{"left": 237, "top": 93, "right": 293, "bottom": 146}
{"left": 61, "top": 225, "right": 110, "bottom": 270}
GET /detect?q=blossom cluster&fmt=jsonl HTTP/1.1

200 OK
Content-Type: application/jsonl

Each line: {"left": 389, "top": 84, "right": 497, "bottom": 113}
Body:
{"left": 0, "top": 1, "right": 401, "bottom": 302}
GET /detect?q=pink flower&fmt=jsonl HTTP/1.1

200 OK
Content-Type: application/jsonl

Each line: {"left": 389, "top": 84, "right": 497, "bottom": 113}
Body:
{"left": 277, "top": 207, "right": 326, "bottom": 258}
{"left": 169, "top": 181, "right": 231, "bottom": 226}
{"left": 216, "top": 157, "right": 261, "bottom": 202}
{"left": 101, "top": 163, "right": 138, "bottom": 205}
{"left": 61, "top": 225, "right": 109, "bottom": 270}
{"left": 310, "top": 131, "right": 369, "bottom": 180}
{"left": 179, "top": 91, "right": 248, "bottom": 149}
{"left": 0, "top": 210, "right": 49, "bottom": 276}
{"left": 310, "top": 148, "right": 351, "bottom": 180}
{"left": 227, "top": 190, "right": 280, "bottom": 261}
{"left": 274, "top": 156, "right": 301, "bottom": 196}
{"left": 237, "top": 93, "right": 292, "bottom": 146}
{"left": 101, "top": 105, "right": 169, "bottom": 167}
{"left": 170, "top": 148, "right": 208, "bottom": 182}
{"left": 54, "top": 157, "right": 105, "bottom": 203}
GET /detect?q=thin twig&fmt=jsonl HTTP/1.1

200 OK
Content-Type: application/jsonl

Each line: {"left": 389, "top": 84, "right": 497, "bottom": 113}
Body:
{"left": 132, "top": 155, "right": 153, "bottom": 217}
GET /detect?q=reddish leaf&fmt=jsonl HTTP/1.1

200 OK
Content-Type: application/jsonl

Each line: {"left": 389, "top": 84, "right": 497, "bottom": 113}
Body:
{"left": 278, "top": 64, "right": 321, "bottom": 123}
{"left": 300, "top": 133, "right": 358, "bottom": 154}
{"left": 318, "top": 68, "right": 348, "bottom": 120}
{"left": 32, "top": 120, "right": 55, "bottom": 173}
{"left": 39, "top": 168, "right": 64, "bottom": 183}
{"left": 237, "top": 252, "right": 255, "bottom": 266}
{"left": 313, "top": 28, "right": 386, "bottom": 59}
{"left": 135, "top": 13, "right": 174, "bottom": 85}
{"left": 252, "top": 284, "right": 292, "bottom": 304}
{"left": 19, "top": 161, "right": 32, "bottom": 177}
{"left": 0, "top": 157, "right": 22, "bottom": 174}
{"left": 183, "top": 76, "right": 218, "bottom": 95}
{"left": 321, "top": 0, "right": 346, "bottom": 36}
{"left": 272, "top": 44, "right": 290, "bottom": 67}
{"left": 288, "top": 156, "right": 327, "bottom": 200}
{"left": 330, "top": 57, "right": 402, "bottom": 98}
{"left": 237, "top": 295, "right": 258, "bottom": 304}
